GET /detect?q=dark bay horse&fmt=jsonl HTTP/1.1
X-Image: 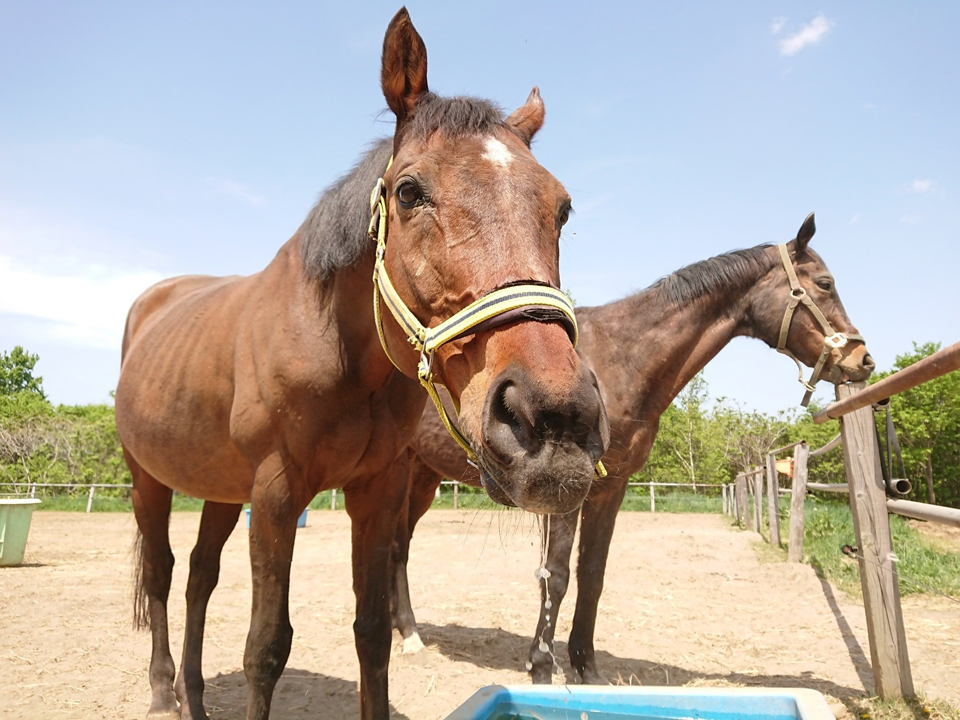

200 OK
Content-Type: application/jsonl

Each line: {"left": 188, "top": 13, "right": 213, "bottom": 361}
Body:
{"left": 114, "top": 9, "right": 608, "bottom": 719}
{"left": 390, "top": 214, "right": 874, "bottom": 679}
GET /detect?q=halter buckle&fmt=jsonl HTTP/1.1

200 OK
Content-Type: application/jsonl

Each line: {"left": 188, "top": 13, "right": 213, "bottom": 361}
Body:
{"left": 824, "top": 332, "right": 848, "bottom": 350}
{"left": 369, "top": 177, "right": 385, "bottom": 211}
{"left": 790, "top": 287, "right": 807, "bottom": 300}
{"left": 417, "top": 348, "right": 435, "bottom": 383}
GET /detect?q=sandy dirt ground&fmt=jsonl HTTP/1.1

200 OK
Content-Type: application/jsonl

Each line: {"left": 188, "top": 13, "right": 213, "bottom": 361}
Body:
{"left": 3, "top": 510, "right": 959, "bottom": 719}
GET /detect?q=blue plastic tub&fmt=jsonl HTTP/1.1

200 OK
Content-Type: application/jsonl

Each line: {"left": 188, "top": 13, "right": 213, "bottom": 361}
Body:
{"left": 443, "top": 686, "right": 835, "bottom": 720}
{"left": 244, "top": 507, "right": 308, "bottom": 529}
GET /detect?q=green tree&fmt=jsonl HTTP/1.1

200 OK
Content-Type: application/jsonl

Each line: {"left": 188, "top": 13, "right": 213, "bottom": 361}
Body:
{"left": 874, "top": 342, "right": 960, "bottom": 507}
{"left": 646, "top": 373, "right": 728, "bottom": 486}
{"left": 713, "top": 401, "right": 792, "bottom": 476}
{"left": 785, "top": 399, "right": 847, "bottom": 485}
{"left": 0, "top": 346, "right": 45, "bottom": 398}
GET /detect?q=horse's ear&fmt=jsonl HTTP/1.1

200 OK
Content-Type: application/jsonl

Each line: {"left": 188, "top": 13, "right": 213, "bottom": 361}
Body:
{"left": 505, "top": 87, "right": 545, "bottom": 146}
{"left": 795, "top": 212, "right": 816, "bottom": 253}
{"left": 381, "top": 7, "right": 429, "bottom": 129}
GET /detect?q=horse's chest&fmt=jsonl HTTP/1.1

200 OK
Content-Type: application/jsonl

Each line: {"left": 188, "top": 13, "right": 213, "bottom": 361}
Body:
{"left": 243, "top": 375, "right": 425, "bottom": 491}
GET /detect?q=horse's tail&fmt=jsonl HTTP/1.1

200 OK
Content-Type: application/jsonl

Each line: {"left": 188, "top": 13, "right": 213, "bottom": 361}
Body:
{"left": 132, "top": 529, "right": 149, "bottom": 630}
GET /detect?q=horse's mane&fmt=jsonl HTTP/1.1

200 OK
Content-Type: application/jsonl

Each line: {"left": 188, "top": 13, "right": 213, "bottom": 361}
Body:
{"left": 299, "top": 94, "right": 506, "bottom": 282}
{"left": 651, "top": 245, "right": 775, "bottom": 305}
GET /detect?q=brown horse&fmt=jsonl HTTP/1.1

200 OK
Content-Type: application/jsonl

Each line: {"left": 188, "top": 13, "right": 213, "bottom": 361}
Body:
{"left": 114, "top": 9, "right": 608, "bottom": 719}
{"left": 390, "top": 214, "right": 874, "bottom": 681}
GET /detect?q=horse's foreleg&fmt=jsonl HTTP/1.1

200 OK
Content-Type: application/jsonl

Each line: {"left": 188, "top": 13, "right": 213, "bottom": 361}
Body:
{"left": 391, "top": 450, "right": 442, "bottom": 654}
{"left": 175, "top": 501, "right": 242, "bottom": 720}
{"left": 346, "top": 464, "right": 407, "bottom": 720}
{"left": 527, "top": 508, "right": 579, "bottom": 684}
{"left": 130, "top": 463, "right": 178, "bottom": 718}
{"left": 243, "top": 460, "right": 300, "bottom": 720}
{"left": 568, "top": 478, "right": 628, "bottom": 684}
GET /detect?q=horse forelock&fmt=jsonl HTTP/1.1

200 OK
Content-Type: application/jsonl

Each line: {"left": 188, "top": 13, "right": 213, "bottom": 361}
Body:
{"left": 403, "top": 93, "right": 506, "bottom": 140}
{"left": 652, "top": 245, "right": 775, "bottom": 306}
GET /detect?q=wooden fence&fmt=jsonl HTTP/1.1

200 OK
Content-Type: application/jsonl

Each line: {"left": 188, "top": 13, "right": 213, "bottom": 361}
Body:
{"left": 722, "top": 340, "right": 960, "bottom": 699}
{"left": 3, "top": 479, "right": 723, "bottom": 514}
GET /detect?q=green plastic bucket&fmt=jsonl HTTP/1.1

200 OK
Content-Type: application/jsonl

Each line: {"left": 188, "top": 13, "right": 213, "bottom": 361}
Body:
{"left": 0, "top": 499, "right": 42, "bottom": 566}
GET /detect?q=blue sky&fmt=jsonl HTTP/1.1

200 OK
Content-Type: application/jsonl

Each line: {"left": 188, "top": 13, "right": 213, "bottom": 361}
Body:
{"left": 2, "top": 2, "right": 957, "bottom": 414}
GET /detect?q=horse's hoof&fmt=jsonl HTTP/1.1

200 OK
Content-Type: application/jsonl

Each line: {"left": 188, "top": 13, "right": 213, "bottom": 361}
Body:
{"left": 529, "top": 666, "right": 553, "bottom": 685}
{"left": 147, "top": 694, "right": 180, "bottom": 719}
{"left": 402, "top": 632, "right": 425, "bottom": 654}
{"left": 579, "top": 667, "right": 607, "bottom": 685}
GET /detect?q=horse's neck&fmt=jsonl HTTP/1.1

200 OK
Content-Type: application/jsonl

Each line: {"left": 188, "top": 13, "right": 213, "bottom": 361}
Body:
{"left": 325, "top": 249, "right": 402, "bottom": 391}
{"left": 592, "top": 281, "right": 756, "bottom": 421}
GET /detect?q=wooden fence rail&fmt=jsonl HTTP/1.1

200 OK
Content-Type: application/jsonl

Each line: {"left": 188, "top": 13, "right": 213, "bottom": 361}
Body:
{"left": 812, "top": 341, "right": 960, "bottom": 424}
{"left": 885, "top": 498, "right": 960, "bottom": 528}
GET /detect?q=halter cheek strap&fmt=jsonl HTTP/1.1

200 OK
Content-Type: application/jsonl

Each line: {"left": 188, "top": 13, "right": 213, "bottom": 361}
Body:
{"left": 775, "top": 243, "right": 864, "bottom": 407}
{"left": 368, "top": 161, "right": 606, "bottom": 478}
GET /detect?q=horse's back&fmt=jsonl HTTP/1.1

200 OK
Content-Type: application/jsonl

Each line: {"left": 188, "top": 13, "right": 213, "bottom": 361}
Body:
{"left": 122, "top": 274, "right": 242, "bottom": 358}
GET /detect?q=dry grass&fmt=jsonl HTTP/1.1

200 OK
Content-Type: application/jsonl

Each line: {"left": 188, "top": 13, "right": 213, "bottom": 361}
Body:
{"left": 842, "top": 694, "right": 960, "bottom": 720}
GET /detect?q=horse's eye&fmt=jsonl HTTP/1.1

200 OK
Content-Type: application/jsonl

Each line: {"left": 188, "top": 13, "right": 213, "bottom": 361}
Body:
{"left": 396, "top": 181, "right": 422, "bottom": 209}
{"left": 557, "top": 205, "right": 571, "bottom": 229}
{"left": 816, "top": 279, "right": 833, "bottom": 292}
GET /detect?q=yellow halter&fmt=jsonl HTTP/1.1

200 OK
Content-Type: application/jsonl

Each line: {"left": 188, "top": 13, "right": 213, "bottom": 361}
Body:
{"left": 775, "top": 243, "right": 864, "bottom": 407}
{"left": 368, "top": 161, "right": 606, "bottom": 478}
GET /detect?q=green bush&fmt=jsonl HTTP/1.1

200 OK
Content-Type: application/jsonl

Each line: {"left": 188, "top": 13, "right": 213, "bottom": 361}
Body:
{"left": 802, "top": 500, "right": 960, "bottom": 597}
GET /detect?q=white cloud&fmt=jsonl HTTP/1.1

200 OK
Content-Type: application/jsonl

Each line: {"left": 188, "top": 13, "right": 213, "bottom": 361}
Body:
{"left": 771, "top": 17, "right": 786, "bottom": 35}
{"left": 846, "top": 214, "right": 860, "bottom": 226}
{"left": 0, "top": 254, "right": 164, "bottom": 350}
{"left": 900, "top": 214, "right": 923, "bottom": 225}
{"left": 910, "top": 179, "right": 934, "bottom": 193}
{"left": 779, "top": 15, "right": 833, "bottom": 56}
{"left": 206, "top": 176, "right": 264, "bottom": 206}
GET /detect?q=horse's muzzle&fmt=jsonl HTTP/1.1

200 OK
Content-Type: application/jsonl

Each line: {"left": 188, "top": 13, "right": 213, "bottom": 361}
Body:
{"left": 477, "top": 364, "right": 608, "bottom": 514}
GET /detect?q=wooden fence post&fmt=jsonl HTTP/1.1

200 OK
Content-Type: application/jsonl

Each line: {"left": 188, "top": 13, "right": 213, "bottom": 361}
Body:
{"left": 722, "top": 484, "right": 728, "bottom": 515}
{"left": 453, "top": 481, "right": 459, "bottom": 510}
{"left": 331, "top": 488, "right": 337, "bottom": 510}
{"left": 766, "top": 454, "right": 781, "bottom": 546}
{"left": 788, "top": 442, "right": 809, "bottom": 563}
{"left": 649, "top": 483, "right": 656, "bottom": 512}
{"left": 837, "top": 381, "right": 914, "bottom": 698}
{"left": 752, "top": 470, "right": 763, "bottom": 534}
{"left": 86, "top": 486, "right": 95, "bottom": 513}
{"left": 736, "top": 474, "right": 747, "bottom": 527}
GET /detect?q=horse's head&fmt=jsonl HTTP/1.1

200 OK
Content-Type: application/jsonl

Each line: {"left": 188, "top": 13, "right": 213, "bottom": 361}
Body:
{"left": 373, "top": 9, "right": 609, "bottom": 513}
{"left": 752, "top": 213, "right": 874, "bottom": 405}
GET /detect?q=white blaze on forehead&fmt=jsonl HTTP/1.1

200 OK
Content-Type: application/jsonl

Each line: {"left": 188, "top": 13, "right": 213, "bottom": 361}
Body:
{"left": 482, "top": 137, "right": 514, "bottom": 167}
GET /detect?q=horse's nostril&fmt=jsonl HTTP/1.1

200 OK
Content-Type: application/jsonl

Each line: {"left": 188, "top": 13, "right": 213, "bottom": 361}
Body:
{"left": 863, "top": 353, "right": 876, "bottom": 372}
{"left": 485, "top": 379, "right": 535, "bottom": 458}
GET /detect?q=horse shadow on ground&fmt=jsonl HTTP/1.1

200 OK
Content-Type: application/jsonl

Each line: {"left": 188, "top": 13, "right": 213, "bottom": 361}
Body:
{"left": 809, "top": 559, "right": 874, "bottom": 690}
{"left": 202, "top": 667, "right": 411, "bottom": 720}
{"left": 416, "top": 622, "right": 869, "bottom": 703}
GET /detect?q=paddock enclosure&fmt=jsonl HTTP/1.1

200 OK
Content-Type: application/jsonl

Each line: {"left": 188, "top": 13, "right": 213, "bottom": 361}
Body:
{"left": 3, "top": 510, "right": 959, "bottom": 719}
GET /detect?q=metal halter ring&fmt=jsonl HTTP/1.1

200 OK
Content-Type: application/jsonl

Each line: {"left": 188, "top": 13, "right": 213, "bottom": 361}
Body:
{"left": 824, "top": 333, "right": 849, "bottom": 350}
